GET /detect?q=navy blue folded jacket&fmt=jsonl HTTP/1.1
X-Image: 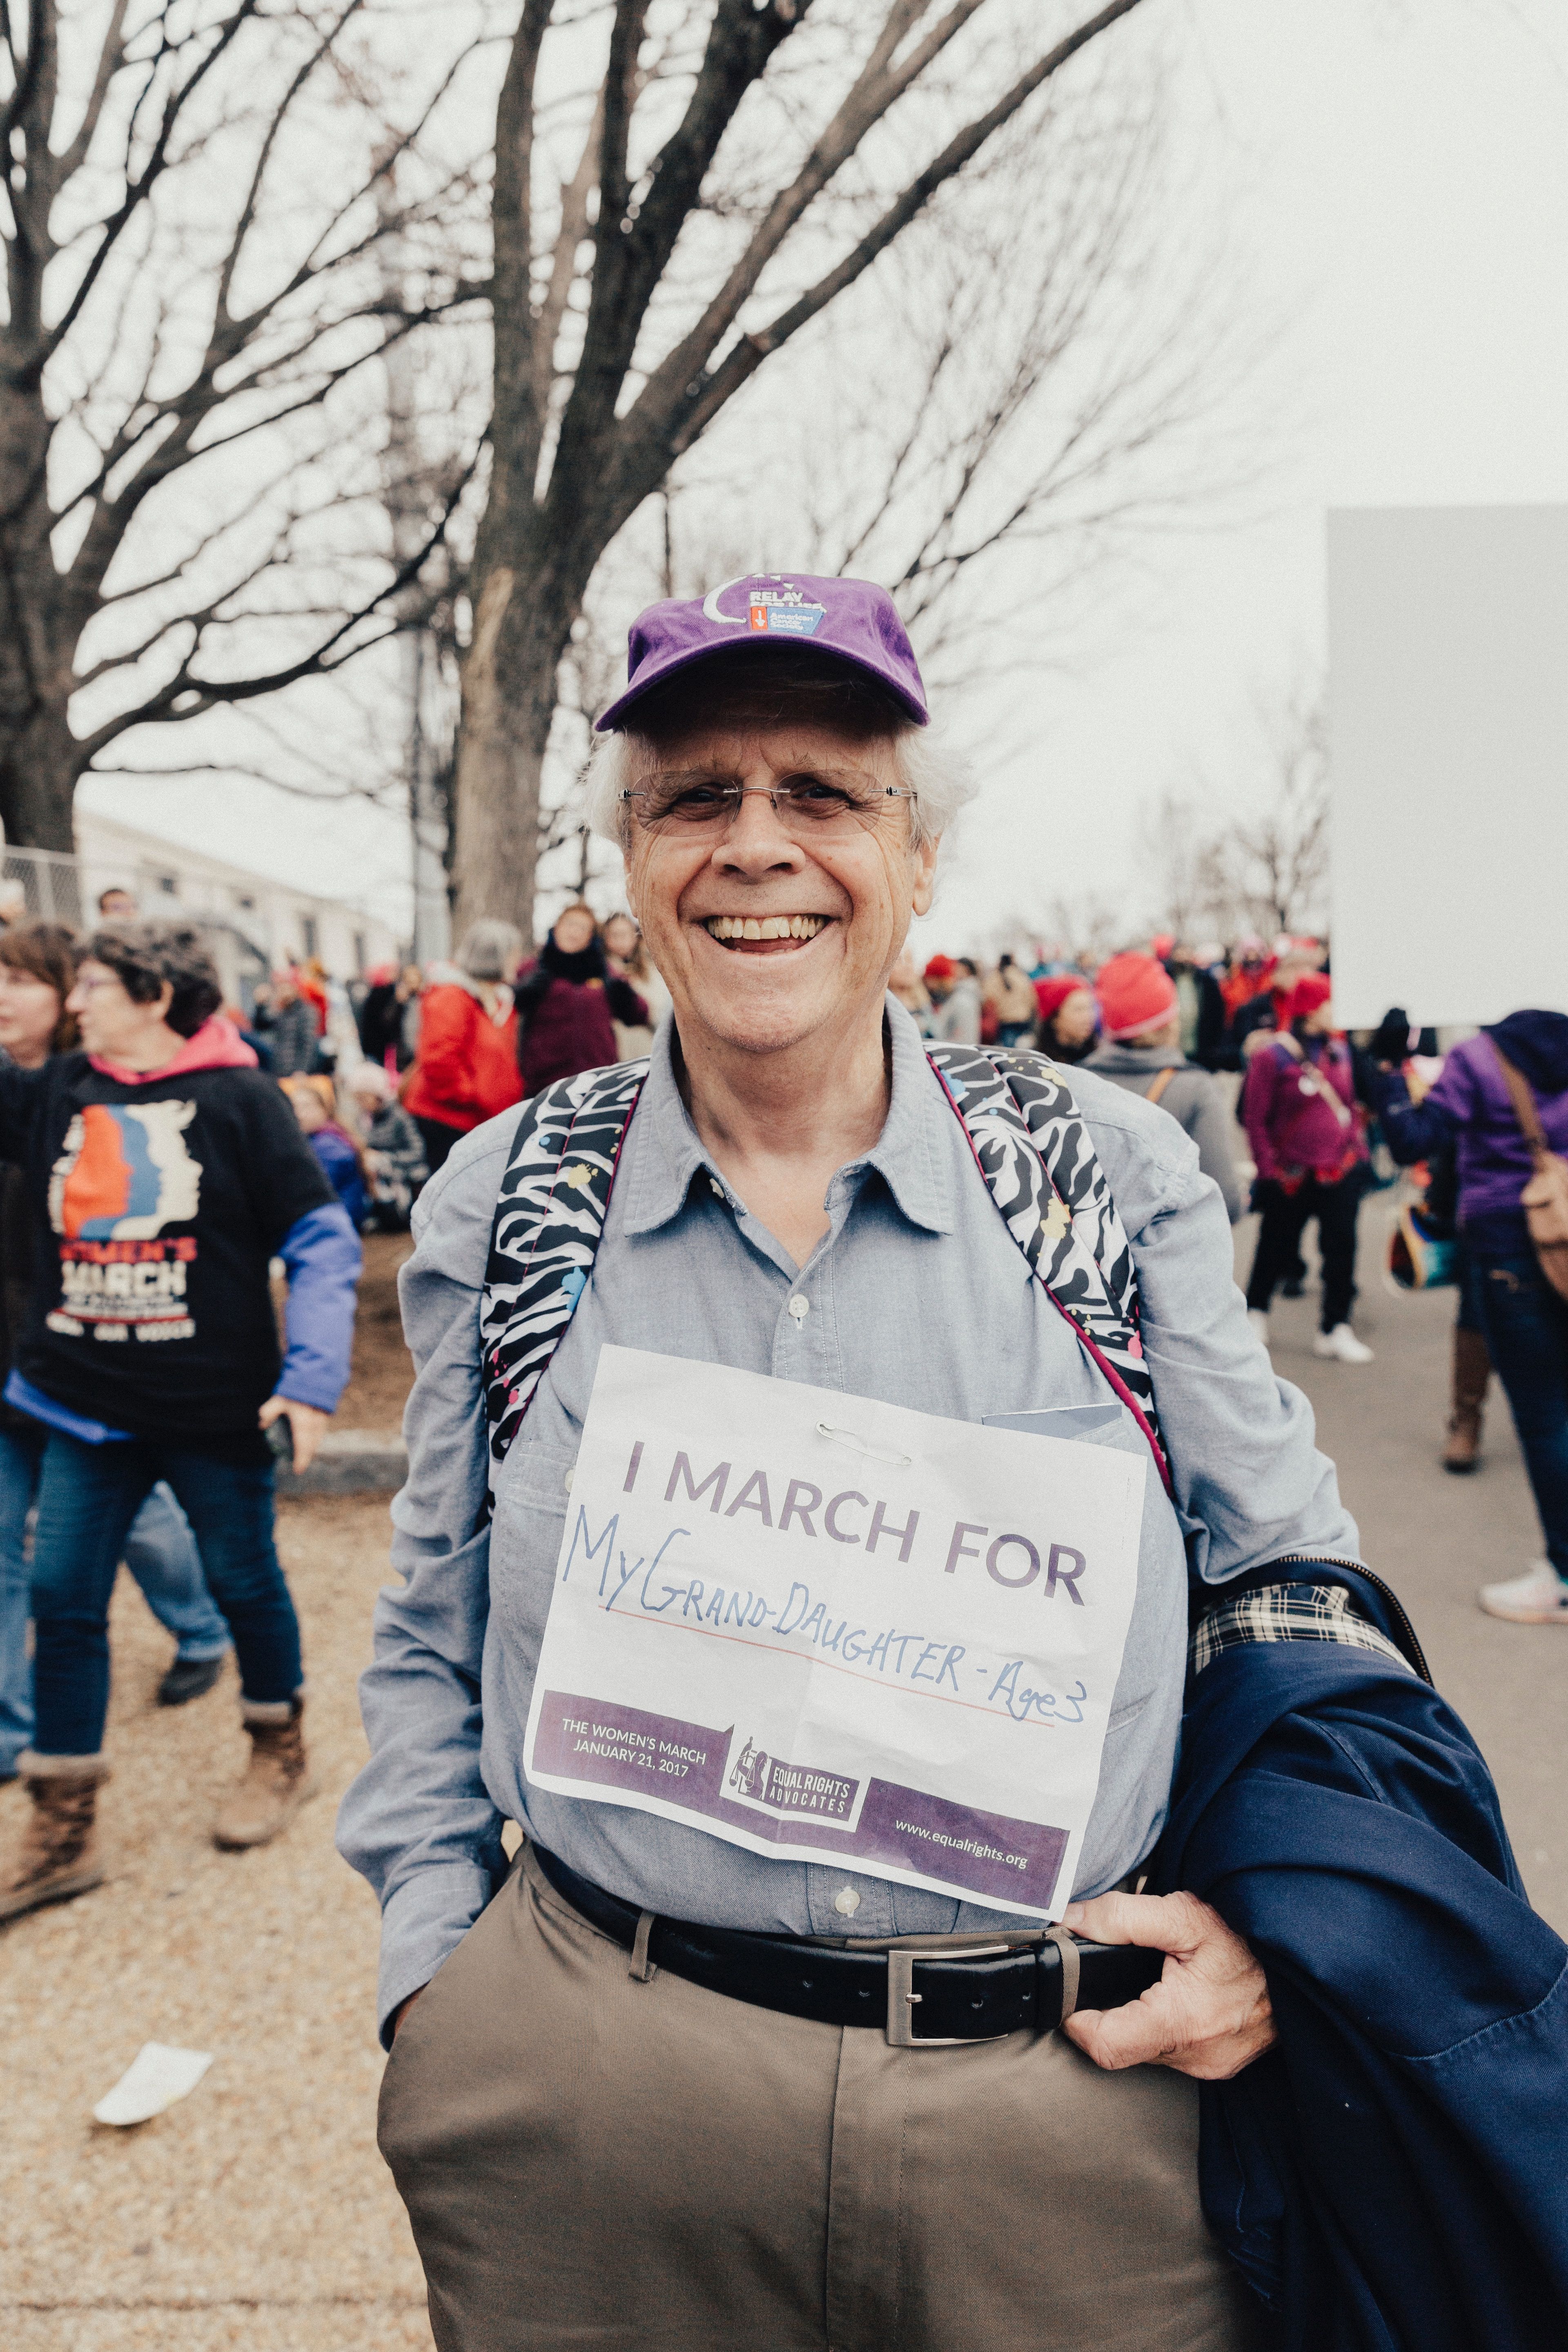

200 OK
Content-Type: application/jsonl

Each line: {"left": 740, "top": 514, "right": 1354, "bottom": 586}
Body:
{"left": 1159, "top": 1566, "right": 1568, "bottom": 2348}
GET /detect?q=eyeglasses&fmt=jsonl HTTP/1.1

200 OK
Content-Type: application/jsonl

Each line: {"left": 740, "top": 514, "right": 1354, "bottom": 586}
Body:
{"left": 71, "top": 975, "right": 125, "bottom": 996}
{"left": 620, "top": 778, "right": 916, "bottom": 838}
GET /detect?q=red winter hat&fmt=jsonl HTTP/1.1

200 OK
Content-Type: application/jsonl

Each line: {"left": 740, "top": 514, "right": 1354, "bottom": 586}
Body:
{"left": 1033, "top": 973, "right": 1091, "bottom": 1022}
{"left": 923, "top": 954, "right": 958, "bottom": 982}
{"left": 1095, "top": 952, "right": 1179, "bottom": 1041}
{"left": 1281, "top": 972, "right": 1333, "bottom": 1025}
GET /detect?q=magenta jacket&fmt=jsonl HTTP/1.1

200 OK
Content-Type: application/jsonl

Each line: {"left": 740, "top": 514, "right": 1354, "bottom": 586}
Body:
{"left": 1243, "top": 1036, "right": 1365, "bottom": 1183}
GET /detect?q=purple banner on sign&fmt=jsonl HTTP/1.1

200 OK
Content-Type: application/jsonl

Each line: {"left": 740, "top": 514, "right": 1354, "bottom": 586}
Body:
{"left": 534, "top": 1692, "right": 1067, "bottom": 1909}
{"left": 534, "top": 1691, "right": 733, "bottom": 1811}
{"left": 852, "top": 1782, "right": 1069, "bottom": 1910}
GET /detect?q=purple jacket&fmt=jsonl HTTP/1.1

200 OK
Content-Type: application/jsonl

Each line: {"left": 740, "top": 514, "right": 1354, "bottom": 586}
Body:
{"left": 1378, "top": 1018, "right": 1568, "bottom": 1252}
{"left": 1243, "top": 1035, "right": 1365, "bottom": 1182}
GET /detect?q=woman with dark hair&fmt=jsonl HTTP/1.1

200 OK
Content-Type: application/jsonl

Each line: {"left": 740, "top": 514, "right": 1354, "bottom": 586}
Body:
{"left": 0, "top": 922, "right": 362, "bottom": 1918}
{"left": 0, "top": 925, "right": 234, "bottom": 1775}
{"left": 515, "top": 904, "right": 648, "bottom": 1093}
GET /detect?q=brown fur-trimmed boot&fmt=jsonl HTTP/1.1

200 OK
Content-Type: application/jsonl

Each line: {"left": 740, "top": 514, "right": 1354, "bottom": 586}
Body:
{"left": 0, "top": 1753, "right": 109, "bottom": 1921}
{"left": 1443, "top": 1325, "right": 1493, "bottom": 1474}
{"left": 213, "top": 1697, "right": 315, "bottom": 1850}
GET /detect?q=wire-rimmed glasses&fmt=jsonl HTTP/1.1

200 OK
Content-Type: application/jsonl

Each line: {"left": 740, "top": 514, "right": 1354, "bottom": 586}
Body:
{"left": 619, "top": 777, "right": 916, "bottom": 838}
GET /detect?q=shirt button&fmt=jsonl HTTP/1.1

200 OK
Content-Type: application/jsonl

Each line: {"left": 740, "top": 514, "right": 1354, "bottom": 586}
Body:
{"left": 788, "top": 1295, "right": 809, "bottom": 1325}
{"left": 709, "top": 1177, "right": 724, "bottom": 1198}
{"left": 833, "top": 1887, "right": 861, "bottom": 1917}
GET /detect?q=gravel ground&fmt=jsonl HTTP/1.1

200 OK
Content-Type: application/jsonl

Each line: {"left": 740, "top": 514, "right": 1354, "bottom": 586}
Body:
{"left": 0, "top": 1494, "right": 433, "bottom": 2352}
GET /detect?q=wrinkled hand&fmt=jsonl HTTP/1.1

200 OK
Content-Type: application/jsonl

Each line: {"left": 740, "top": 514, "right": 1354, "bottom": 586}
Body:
{"left": 258, "top": 1394, "right": 330, "bottom": 1475}
{"left": 1059, "top": 1890, "right": 1274, "bottom": 2080}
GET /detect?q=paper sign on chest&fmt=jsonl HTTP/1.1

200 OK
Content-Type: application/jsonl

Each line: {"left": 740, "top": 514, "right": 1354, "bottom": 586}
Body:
{"left": 523, "top": 1345, "right": 1145, "bottom": 1918}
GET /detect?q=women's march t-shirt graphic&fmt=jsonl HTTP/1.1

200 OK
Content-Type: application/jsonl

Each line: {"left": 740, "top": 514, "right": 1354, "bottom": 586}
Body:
{"left": 48, "top": 1102, "right": 203, "bottom": 1341}
{"left": 3, "top": 1057, "right": 335, "bottom": 1439}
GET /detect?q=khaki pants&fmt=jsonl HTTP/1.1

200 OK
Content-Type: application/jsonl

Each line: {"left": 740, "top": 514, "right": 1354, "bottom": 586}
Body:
{"left": 380, "top": 1846, "right": 1267, "bottom": 2352}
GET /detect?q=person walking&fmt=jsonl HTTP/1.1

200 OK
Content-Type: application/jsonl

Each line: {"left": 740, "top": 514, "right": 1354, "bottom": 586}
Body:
{"left": 0, "top": 924, "right": 234, "bottom": 1776}
{"left": 1243, "top": 973, "right": 1372, "bottom": 1362}
{"left": 923, "top": 953, "right": 982, "bottom": 1044}
{"left": 0, "top": 922, "right": 361, "bottom": 1917}
{"left": 1376, "top": 1009, "right": 1568, "bottom": 1623}
{"left": 984, "top": 952, "right": 1039, "bottom": 1047}
{"left": 1086, "top": 953, "right": 1245, "bottom": 1222}
{"left": 253, "top": 969, "right": 319, "bottom": 1077}
{"left": 514, "top": 904, "right": 648, "bottom": 1093}
{"left": 601, "top": 912, "right": 670, "bottom": 1060}
{"left": 402, "top": 924, "right": 525, "bottom": 1174}
{"left": 1033, "top": 972, "right": 1098, "bottom": 1064}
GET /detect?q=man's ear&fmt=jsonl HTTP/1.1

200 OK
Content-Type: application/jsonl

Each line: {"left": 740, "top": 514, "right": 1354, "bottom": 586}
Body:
{"left": 911, "top": 834, "right": 940, "bottom": 919}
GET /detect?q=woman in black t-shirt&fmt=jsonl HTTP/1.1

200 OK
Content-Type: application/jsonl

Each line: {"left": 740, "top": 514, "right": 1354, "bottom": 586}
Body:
{"left": 0, "top": 924, "right": 361, "bottom": 1922}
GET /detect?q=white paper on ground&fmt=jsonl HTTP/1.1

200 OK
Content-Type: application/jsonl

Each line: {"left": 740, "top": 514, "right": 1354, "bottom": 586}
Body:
{"left": 93, "top": 2042, "right": 213, "bottom": 2126}
{"left": 523, "top": 1346, "right": 1145, "bottom": 1919}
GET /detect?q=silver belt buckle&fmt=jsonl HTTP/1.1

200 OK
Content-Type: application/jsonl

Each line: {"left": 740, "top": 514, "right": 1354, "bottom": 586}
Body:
{"left": 885, "top": 1942, "right": 1012, "bottom": 2048}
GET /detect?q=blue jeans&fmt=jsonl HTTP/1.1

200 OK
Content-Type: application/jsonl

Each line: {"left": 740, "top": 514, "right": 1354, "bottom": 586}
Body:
{"left": 1475, "top": 1252, "right": 1568, "bottom": 1579}
{"left": 0, "top": 1429, "right": 231, "bottom": 1773}
{"left": 29, "top": 1434, "right": 302, "bottom": 1757}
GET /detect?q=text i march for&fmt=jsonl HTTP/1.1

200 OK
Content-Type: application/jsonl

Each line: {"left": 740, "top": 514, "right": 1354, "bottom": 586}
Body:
{"left": 523, "top": 1346, "right": 1145, "bottom": 1917}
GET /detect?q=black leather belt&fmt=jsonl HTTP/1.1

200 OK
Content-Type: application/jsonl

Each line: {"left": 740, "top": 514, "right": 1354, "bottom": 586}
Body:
{"left": 533, "top": 1846, "right": 1164, "bottom": 2047}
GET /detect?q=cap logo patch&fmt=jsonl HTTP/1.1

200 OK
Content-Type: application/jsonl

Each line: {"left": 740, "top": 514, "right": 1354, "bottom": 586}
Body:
{"left": 747, "top": 588, "right": 826, "bottom": 637}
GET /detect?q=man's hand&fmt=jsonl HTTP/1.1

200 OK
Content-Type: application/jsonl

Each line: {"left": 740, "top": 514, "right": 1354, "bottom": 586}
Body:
{"left": 258, "top": 1394, "right": 330, "bottom": 1475}
{"left": 390, "top": 1989, "right": 423, "bottom": 2041}
{"left": 1059, "top": 1890, "right": 1275, "bottom": 2080}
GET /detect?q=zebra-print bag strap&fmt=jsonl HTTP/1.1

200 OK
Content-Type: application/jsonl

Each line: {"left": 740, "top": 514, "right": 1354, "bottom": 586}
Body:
{"left": 926, "top": 1042, "right": 1171, "bottom": 1490}
{"left": 476, "top": 1042, "right": 1169, "bottom": 1499}
{"left": 478, "top": 1058, "right": 648, "bottom": 1485}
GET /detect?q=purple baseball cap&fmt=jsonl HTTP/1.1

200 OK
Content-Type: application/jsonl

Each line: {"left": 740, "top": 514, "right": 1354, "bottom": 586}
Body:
{"left": 594, "top": 571, "right": 929, "bottom": 732}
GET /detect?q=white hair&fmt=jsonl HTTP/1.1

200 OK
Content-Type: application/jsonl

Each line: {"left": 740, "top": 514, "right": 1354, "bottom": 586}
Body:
{"left": 583, "top": 712, "right": 978, "bottom": 856}
{"left": 348, "top": 1061, "right": 394, "bottom": 1100}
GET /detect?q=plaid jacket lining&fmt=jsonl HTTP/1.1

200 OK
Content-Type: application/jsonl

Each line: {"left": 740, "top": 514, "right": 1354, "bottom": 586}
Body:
{"left": 1191, "top": 1583, "right": 1412, "bottom": 1677}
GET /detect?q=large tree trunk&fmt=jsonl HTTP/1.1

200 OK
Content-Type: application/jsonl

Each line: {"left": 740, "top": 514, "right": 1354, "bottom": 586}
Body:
{"left": 0, "top": 354, "right": 85, "bottom": 856}
{"left": 451, "top": 547, "right": 579, "bottom": 940}
{"left": 0, "top": 704, "right": 80, "bottom": 853}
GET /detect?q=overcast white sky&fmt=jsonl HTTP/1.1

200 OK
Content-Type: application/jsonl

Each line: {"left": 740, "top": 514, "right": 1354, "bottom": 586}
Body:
{"left": 77, "top": 0, "right": 1568, "bottom": 955}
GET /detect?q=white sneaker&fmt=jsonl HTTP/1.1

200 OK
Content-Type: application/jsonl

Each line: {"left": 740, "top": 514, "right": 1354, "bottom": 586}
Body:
{"left": 1478, "top": 1561, "right": 1568, "bottom": 1624}
{"left": 1313, "top": 1323, "right": 1373, "bottom": 1364}
{"left": 1247, "top": 1309, "right": 1271, "bottom": 1345}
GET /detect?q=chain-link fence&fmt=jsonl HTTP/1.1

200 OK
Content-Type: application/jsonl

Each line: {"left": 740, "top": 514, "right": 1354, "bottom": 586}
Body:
{"left": 0, "top": 844, "right": 85, "bottom": 927}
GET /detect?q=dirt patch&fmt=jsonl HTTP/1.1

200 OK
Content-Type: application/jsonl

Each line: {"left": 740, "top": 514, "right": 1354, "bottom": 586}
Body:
{"left": 0, "top": 1494, "right": 433, "bottom": 2351}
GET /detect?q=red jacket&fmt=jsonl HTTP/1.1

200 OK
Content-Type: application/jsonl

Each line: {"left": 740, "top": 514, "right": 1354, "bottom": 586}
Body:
{"left": 403, "top": 980, "right": 522, "bottom": 1134}
{"left": 1243, "top": 1035, "right": 1365, "bottom": 1183}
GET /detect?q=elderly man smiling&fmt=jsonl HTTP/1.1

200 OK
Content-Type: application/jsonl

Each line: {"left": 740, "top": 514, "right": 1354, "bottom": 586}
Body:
{"left": 339, "top": 575, "right": 1369, "bottom": 2352}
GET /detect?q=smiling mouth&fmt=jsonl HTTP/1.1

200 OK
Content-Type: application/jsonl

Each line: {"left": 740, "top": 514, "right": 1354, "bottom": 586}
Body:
{"left": 703, "top": 914, "right": 831, "bottom": 952}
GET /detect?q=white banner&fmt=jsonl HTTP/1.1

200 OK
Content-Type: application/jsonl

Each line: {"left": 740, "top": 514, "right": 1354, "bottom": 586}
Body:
{"left": 523, "top": 1347, "right": 1145, "bottom": 1918}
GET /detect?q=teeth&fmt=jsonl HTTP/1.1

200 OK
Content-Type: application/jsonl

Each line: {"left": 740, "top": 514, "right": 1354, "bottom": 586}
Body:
{"left": 705, "top": 914, "right": 826, "bottom": 942}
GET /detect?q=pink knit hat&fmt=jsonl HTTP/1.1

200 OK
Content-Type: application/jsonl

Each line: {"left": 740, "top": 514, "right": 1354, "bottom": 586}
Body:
{"left": 1095, "top": 952, "right": 1179, "bottom": 1041}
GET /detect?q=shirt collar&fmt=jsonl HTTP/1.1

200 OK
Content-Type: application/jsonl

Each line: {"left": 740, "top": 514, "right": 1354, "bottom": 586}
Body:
{"left": 619, "top": 993, "right": 954, "bottom": 1238}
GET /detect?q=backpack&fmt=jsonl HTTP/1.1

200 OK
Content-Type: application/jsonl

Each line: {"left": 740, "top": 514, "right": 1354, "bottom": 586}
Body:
{"left": 477, "top": 1042, "right": 1170, "bottom": 1503}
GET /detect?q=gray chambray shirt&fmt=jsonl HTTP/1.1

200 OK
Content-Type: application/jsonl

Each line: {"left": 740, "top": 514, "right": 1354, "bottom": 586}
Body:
{"left": 339, "top": 998, "right": 1360, "bottom": 2039}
